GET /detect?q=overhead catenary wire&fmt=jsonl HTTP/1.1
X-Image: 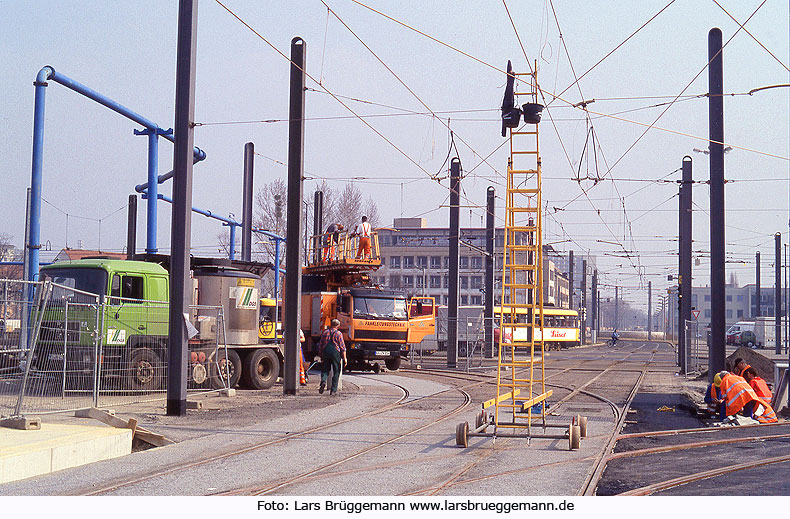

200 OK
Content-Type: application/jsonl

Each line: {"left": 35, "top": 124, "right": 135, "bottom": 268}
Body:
{"left": 346, "top": 0, "right": 788, "bottom": 162}
{"left": 215, "top": 0, "right": 505, "bottom": 232}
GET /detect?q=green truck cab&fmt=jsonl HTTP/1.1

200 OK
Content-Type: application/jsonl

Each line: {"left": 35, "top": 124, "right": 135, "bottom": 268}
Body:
{"left": 36, "top": 258, "right": 283, "bottom": 392}
{"left": 37, "top": 259, "right": 171, "bottom": 390}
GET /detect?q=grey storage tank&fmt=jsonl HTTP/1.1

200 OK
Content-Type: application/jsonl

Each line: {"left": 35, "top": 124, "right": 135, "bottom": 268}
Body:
{"left": 193, "top": 266, "right": 261, "bottom": 346}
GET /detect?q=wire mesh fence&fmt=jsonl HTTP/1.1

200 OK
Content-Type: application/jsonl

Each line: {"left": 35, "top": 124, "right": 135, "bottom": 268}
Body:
{"left": 685, "top": 319, "right": 705, "bottom": 374}
{"left": 0, "top": 278, "right": 233, "bottom": 418}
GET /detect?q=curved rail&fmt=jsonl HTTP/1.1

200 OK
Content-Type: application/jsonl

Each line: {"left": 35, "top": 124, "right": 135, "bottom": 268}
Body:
{"left": 232, "top": 385, "right": 473, "bottom": 496}
{"left": 85, "top": 378, "right": 412, "bottom": 495}
{"left": 618, "top": 453, "right": 790, "bottom": 495}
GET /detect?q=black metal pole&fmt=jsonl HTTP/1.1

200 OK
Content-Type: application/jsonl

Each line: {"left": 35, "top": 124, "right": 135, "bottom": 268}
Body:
{"left": 615, "top": 286, "right": 619, "bottom": 331}
{"left": 484, "top": 186, "right": 495, "bottom": 358}
{"left": 167, "top": 0, "right": 198, "bottom": 417}
{"left": 581, "top": 259, "right": 587, "bottom": 345}
{"left": 756, "top": 251, "right": 762, "bottom": 317}
{"left": 648, "top": 281, "right": 652, "bottom": 341}
{"left": 447, "top": 158, "right": 461, "bottom": 368}
{"left": 126, "top": 194, "right": 137, "bottom": 260}
{"left": 283, "top": 37, "right": 306, "bottom": 395}
{"left": 568, "top": 250, "right": 574, "bottom": 310}
{"left": 776, "top": 232, "right": 782, "bottom": 354}
{"left": 597, "top": 290, "right": 601, "bottom": 334}
{"left": 708, "top": 27, "right": 726, "bottom": 378}
{"left": 313, "top": 191, "right": 323, "bottom": 264}
{"left": 591, "top": 268, "right": 597, "bottom": 343}
{"left": 241, "top": 142, "right": 254, "bottom": 262}
{"left": 679, "top": 156, "right": 692, "bottom": 373}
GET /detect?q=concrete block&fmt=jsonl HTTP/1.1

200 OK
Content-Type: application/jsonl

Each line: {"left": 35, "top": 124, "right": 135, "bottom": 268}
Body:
{"left": 0, "top": 417, "right": 41, "bottom": 430}
{"left": 0, "top": 423, "right": 132, "bottom": 484}
{"left": 186, "top": 400, "right": 203, "bottom": 410}
{"left": 220, "top": 388, "right": 236, "bottom": 397}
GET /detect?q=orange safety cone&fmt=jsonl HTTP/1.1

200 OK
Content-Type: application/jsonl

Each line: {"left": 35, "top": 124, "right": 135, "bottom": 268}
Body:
{"left": 299, "top": 346, "right": 307, "bottom": 386}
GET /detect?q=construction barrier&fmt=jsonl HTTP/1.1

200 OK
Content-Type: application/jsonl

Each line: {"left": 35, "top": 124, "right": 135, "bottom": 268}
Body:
{"left": 0, "top": 279, "right": 231, "bottom": 418}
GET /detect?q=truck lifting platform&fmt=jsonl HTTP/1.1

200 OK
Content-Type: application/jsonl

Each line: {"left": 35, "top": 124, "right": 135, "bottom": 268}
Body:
{"left": 300, "top": 230, "right": 435, "bottom": 372}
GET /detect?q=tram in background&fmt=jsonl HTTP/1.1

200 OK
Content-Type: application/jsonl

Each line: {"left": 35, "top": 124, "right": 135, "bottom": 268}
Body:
{"left": 495, "top": 306, "right": 580, "bottom": 350}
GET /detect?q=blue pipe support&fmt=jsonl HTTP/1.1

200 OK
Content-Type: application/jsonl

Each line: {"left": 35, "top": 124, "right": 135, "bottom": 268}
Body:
{"left": 228, "top": 224, "right": 236, "bottom": 260}
{"left": 274, "top": 238, "right": 281, "bottom": 302}
{"left": 27, "top": 65, "right": 206, "bottom": 283}
{"left": 145, "top": 192, "right": 287, "bottom": 275}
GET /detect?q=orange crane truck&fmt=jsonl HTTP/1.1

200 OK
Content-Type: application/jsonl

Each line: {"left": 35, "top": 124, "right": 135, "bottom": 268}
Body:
{"left": 300, "top": 230, "right": 435, "bottom": 372}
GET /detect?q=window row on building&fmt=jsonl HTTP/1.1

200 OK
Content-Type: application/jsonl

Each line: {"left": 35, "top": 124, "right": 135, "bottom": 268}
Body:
{"left": 375, "top": 274, "right": 485, "bottom": 290}
{"left": 385, "top": 255, "right": 488, "bottom": 270}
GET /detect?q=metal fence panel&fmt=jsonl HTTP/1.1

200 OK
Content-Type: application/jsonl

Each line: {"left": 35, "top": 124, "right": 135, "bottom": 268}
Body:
{"left": 685, "top": 320, "right": 705, "bottom": 374}
{"left": 1, "top": 277, "right": 233, "bottom": 418}
{"left": 0, "top": 279, "right": 50, "bottom": 417}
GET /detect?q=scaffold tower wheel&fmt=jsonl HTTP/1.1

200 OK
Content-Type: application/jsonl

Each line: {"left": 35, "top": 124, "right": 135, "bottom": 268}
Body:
{"left": 493, "top": 62, "right": 550, "bottom": 439}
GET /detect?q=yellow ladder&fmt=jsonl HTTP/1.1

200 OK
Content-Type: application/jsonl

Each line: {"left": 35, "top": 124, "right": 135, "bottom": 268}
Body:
{"left": 494, "top": 64, "right": 549, "bottom": 437}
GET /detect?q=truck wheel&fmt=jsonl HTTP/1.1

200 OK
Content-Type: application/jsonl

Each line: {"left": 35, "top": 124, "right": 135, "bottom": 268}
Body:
{"left": 211, "top": 349, "right": 242, "bottom": 389}
{"left": 385, "top": 356, "right": 401, "bottom": 371}
{"left": 129, "top": 348, "right": 163, "bottom": 391}
{"left": 242, "top": 348, "right": 280, "bottom": 390}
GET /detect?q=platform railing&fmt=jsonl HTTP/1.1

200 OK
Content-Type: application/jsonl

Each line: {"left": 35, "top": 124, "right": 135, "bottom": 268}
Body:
{"left": 306, "top": 230, "right": 380, "bottom": 268}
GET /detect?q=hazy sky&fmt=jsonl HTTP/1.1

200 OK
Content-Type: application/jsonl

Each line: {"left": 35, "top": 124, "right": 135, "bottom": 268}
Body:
{"left": 2, "top": 0, "right": 788, "bottom": 308}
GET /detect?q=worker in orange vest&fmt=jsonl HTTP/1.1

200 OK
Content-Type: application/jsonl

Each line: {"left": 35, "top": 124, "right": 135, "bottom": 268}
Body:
{"left": 732, "top": 358, "right": 750, "bottom": 377}
{"left": 742, "top": 366, "right": 772, "bottom": 403}
{"left": 715, "top": 371, "right": 777, "bottom": 423}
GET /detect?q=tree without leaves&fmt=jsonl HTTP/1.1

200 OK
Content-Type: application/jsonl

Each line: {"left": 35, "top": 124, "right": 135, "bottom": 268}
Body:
{"left": 250, "top": 180, "right": 381, "bottom": 297}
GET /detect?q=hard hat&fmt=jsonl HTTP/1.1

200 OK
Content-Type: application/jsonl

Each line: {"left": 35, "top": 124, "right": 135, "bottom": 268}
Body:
{"left": 714, "top": 370, "right": 728, "bottom": 387}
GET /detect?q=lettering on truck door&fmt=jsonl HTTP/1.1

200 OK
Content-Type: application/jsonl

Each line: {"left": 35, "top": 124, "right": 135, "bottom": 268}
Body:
{"left": 107, "top": 273, "right": 146, "bottom": 346}
{"left": 407, "top": 297, "right": 436, "bottom": 343}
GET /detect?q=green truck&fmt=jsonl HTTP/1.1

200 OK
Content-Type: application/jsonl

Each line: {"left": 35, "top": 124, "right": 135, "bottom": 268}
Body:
{"left": 35, "top": 258, "right": 281, "bottom": 391}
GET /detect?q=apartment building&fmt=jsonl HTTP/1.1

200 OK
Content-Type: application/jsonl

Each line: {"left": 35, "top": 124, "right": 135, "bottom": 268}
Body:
{"left": 374, "top": 218, "right": 570, "bottom": 308}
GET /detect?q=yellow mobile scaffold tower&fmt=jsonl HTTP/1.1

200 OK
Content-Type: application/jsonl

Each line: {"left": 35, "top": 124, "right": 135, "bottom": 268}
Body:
{"left": 456, "top": 62, "right": 586, "bottom": 451}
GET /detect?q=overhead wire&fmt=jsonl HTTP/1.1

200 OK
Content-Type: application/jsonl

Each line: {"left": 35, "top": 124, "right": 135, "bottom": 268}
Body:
{"left": 319, "top": 0, "right": 505, "bottom": 205}
{"left": 711, "top": 0, "right": 790, "bottom": 72}
{"left": 347, "top": 0, "right": 788, "bottom": 162}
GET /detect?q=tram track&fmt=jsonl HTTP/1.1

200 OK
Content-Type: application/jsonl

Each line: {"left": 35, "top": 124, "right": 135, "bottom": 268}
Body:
{"left": 84, "top": 377, "right": 414, "bottom": 496}
{"left": 618, "top": 453, "right": 790, "bottom": 495}
{"left": 223, "top": 383, "right": 473, "bottom": 496}
{"left": 82, "top": 340, "right": 676, "bottom": 496}
{"left": 401, "top": 341, "right": 667, "bottom": 496}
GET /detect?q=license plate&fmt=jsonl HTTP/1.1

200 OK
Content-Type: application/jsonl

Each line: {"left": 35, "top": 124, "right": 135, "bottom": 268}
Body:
{"left": 374, "top": 351, "right": 390, "bottom": 356}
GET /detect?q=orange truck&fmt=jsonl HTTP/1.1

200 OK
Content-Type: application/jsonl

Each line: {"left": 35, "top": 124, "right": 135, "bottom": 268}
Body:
{"left": 301, "top": 286, "right": 434, "bottom": 372}
{"left": 300, "top": 230, "right": 435, "bottom": 372}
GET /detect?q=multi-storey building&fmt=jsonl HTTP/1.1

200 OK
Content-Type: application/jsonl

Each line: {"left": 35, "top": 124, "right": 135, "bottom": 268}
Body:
{"left": 375, "top": 218, "right": 571, "bottom": 308}
{"left": 690, "top": 282, "right": 787, "bottom": 330}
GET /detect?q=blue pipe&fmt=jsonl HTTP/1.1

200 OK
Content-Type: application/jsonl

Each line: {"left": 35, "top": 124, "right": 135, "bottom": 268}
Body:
{"left": 146, "top": 130, "right": 159, "bottom": 253}
{"left": 148, "top": 193, "right": 287, "bottom": 283}
{"left": 274, "top": 238, "right": 281, "bottom": 302}
{"left": 27, "top": 65, "right": 207, "bottom": 283}
{"left": 27, "top": 68, "right": 50, "bottom": 283}
{"left": 228, "top": 224, "right": 236, "bottom": 260}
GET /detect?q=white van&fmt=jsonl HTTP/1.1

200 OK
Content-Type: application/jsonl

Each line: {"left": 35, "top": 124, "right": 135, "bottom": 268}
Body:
{"left": 726, "top": 321, "right": 755, "bottom": 344}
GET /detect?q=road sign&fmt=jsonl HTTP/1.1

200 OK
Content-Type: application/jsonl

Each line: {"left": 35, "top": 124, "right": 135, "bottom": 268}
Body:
{"left": 692, "top": 310, "right": 700, "bottom": 321}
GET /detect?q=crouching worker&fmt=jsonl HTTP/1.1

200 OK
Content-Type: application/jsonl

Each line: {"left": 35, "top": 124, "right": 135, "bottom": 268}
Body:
{"left": 704, "top": 379, "right": 723, "bottom": 418}
{"left": 715, "top": 371, "right": 777, "bottom": 424}
{"left": 742, "top": 366, "right": 772, "bottom": 403}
